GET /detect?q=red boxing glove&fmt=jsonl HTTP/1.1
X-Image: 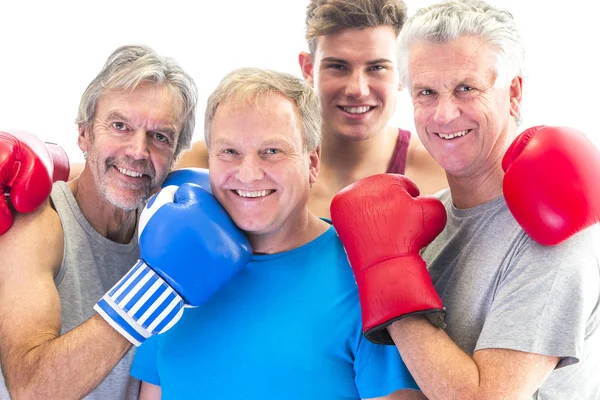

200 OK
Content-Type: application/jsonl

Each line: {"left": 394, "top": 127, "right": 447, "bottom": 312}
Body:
{"left": 331, "top": 174, "right": 447, "bottom": 344}
{"left": 503, "top": 126, "right": 600, "bottom": 246}
{"left": 45, "top": 142, "right": 70, "bottom": 182}
{"left": 0, "top": 129, "right": 71, "bottom": 235}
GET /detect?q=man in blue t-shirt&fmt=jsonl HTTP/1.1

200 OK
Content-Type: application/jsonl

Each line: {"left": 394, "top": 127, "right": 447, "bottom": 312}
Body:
{"left": 130, "top": 68, "right": 424, "bottom": 400}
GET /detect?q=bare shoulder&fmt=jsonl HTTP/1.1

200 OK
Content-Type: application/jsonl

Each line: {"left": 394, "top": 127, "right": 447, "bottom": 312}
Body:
{"left": 68, "top": 161, "right": 85, "bottom": 181}
{"left": 0, "top": 200, "right": 64, "bottom": 274}
{"left": 405, "top": 133, "right": 448, "bottom": 195}
{"left": 175, "top": 140, "right": 209, "bottom": 169}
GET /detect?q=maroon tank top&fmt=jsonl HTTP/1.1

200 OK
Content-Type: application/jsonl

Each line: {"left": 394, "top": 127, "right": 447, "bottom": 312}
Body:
{"left": 386, "top": 128, "right": 411, "bottom": 174}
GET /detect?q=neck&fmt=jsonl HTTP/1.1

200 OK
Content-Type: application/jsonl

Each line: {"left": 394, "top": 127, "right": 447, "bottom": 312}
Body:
{"left": 448, "top": 123, "right": 519, "bottom": 208}
{"left": 446, "top": 163, "right": 505, "bottom": 209}
{"left": 249, "top": 208, "right": 329, "bottom": 255}
{"left": 69, "top": 171, "right": 138, "bottom": 244}
{"left": 319, "top": 125, "right": 397, "bottom": 186}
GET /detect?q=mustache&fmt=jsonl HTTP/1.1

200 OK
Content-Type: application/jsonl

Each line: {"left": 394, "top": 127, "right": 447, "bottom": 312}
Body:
{"left": 105, "top": 156, "right": 156, "bottom": 179}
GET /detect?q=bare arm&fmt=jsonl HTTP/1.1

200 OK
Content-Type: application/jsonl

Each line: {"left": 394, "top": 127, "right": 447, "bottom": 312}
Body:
{"left": 388, "top": 316, "right": 558, "bottom": 400}
{"left": 0, "top": 202, "right": 132, "bottom": 399}
{"left": 405, "top": 134, "right": 448, "bottom": 196}
{"left": 139, "top": 382, "right": 162, "bottom": 400}
{"left": 174, "top": 140, "right": 209, "bottom": 169}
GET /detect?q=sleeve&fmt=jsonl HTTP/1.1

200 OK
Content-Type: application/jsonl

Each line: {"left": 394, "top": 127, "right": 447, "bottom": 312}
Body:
{"left": 476, "top": 229, "right": 600, "bottom": 368}
{"left": 130, "top": 334, "right": 161, "bottom": 385}
{"left": 354, "top": 332, "right": 421, "bottom": 398}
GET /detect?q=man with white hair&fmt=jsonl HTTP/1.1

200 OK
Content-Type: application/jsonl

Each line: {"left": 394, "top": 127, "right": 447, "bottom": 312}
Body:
{"left": 330, "top": 1, "right": 600, "bottom": 399}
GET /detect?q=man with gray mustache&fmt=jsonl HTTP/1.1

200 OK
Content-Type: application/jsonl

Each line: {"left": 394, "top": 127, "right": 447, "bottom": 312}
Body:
{"left": 0, "top": 44, "right": 198, "bottom": 399}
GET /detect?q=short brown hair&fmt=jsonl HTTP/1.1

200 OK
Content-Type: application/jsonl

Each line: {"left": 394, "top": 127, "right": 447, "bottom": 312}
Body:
{"left": 305, "top": 0, "right": 408, "bottom": 54}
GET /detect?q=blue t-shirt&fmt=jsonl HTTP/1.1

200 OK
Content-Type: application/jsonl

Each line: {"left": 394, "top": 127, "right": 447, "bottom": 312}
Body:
{"left": 131, "top": 224, "right": 419, "bottom": 399}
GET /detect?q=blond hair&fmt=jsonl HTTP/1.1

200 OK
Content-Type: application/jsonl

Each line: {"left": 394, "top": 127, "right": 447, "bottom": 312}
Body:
{"left": 205, "top": 68, "right": 321, "bottom": 153}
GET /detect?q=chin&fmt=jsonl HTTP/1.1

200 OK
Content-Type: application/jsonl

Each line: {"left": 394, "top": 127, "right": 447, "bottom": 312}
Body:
{"left": 233, "top": 221, "right": 264, "bottom": 234}
{"left": 336, "top": 129, "right": 373, "bottom": 142}
{"left": 233, "top": 217, "right": 275, "bottom": 236}
{"left": 104, "top": 190, "right": 148, "bottom": 211}
{"left": 345, "top": 124, "right": 383, "bottom": 140}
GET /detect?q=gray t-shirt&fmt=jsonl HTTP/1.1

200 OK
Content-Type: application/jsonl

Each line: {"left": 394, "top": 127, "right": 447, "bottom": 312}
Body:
{"left": 423, "top": 190, "right": 600, "bottom": 399}
{"left": 0, "top": 182, "right": 141, "bottom": 399}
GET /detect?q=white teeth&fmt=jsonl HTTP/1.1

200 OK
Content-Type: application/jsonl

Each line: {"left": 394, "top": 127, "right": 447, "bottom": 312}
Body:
{"left": 117, "top": 167, "right": 143, "bottom": 177}
{"left": 342, "top": 106, "right": 371, "bottom": 114}
{"left": 438, "top": 130, "right": 470, "bottom": 140}
{"left": 235, "top": 190, "right": 273, "bottom": 198}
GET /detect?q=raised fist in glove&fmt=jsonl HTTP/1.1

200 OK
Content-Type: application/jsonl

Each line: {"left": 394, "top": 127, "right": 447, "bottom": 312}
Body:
{"left": 503, "top": 125, "right": 600, "bottom": 246}
{"left": 0, "top": 129, "right": 70, "bottom": 235}
{"left": 331, "top": 173, "right": 447, "bottom": 344}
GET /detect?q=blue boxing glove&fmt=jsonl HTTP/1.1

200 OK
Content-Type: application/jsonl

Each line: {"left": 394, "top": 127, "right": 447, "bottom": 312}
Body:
{"left": 94, "top": 183, "right": 251, "bottom": 346}
{"left": 162, "top": 168, "right": 211, "bottom": 193}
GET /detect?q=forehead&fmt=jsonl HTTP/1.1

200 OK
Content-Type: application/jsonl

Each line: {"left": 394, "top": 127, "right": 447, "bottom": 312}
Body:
{"left": 314, "top": 25, "right": 398, "bottom": 62}
{"left": 211, "top": 93, "right": 303, "bottom": 145}
{"left": 97, "top": 82, "right": 184, "bottom": 128}
{"left": 409, "top": 36, "right": 497, "bottom": 87}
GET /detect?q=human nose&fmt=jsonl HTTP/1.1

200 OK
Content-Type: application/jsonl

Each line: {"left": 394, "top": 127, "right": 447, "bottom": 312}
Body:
{"left": 235, "top": 154, "right": 264, "bottom": 183}
{"left": 125, "top": 130, "right": 150, "bottom": 160}
{"left": 345, "top": 71, "right": 369, "bottom": 99}
{"left": 433, "top": 95, "right": 460, "bottom": 125}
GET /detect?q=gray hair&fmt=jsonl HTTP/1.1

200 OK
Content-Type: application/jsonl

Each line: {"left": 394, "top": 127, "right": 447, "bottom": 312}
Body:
{"left": 76, "top": 44, "right": 198, "bottom": 158}
{"left": 397, "top": 0, "right": 525, "bottom": 90}
{"left": 204, "top": 68, "right": 322, "bottom": 153}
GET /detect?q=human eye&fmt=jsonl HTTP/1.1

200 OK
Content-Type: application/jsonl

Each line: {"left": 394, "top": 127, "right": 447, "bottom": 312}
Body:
{"left": 215, "top": 148, "right": 239, "bottom": 161}
{"left": 368, "top": 65, "right": 386, "bottom": 72}
{"left": 456, "top": 85, "right": 474, "bottom": 93}
{"left": 325, "top": 63, "right": 346, "bottom": 71}
{"left": 418, "top": 88, "right": 435, "bottom": 96}
{"left": 112, "top": 122, "right": 128, "bottom": 131}
{"left": 263, "top": 148, "right": 281, "bottom": 155}
{"left": 152, "top": 132, "right": 169, "bottom": 143}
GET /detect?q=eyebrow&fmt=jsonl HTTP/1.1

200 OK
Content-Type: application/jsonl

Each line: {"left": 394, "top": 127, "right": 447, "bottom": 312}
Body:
{"left": 212, "top": 137, "right": 294, "bottom": 148}
{"left": 212, "top": 138, "right": 234, "bottom": 147}
{"left": 366, "top": 58, "right": 394, "bottom": 65}
{"left": 321, "top": 57, "right": 394, "bottom": 65}
{"left": 261, "top": 138, "right": 294, "bottom": 147}
{"left": 106, "top": 111, "right": 130, "bottom": 122}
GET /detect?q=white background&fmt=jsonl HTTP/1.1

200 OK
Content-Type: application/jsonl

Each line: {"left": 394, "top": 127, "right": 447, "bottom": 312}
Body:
{"left": 1, "top": 0, "right": 597, "bottom": 164}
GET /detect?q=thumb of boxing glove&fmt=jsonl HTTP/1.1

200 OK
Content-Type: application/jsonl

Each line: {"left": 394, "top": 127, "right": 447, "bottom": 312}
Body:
{"left": 46, "top": 143, "right": 70, "bottom": 182}
{"left": 162, "top": 168, "right": 211, "bottom": 193}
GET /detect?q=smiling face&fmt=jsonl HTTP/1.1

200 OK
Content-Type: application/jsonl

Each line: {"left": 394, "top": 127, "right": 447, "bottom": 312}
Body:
{"left": 408, "top": 35, "right": 522, "bottom": 180}
{"left": 300, "top": 25, "right": 401, "bottom": 141}
{"left": 208, "top": 93, "right": 319, "bottom": 247}
{"left": 78, "top": 82, "right": 182, "bottom": 210}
